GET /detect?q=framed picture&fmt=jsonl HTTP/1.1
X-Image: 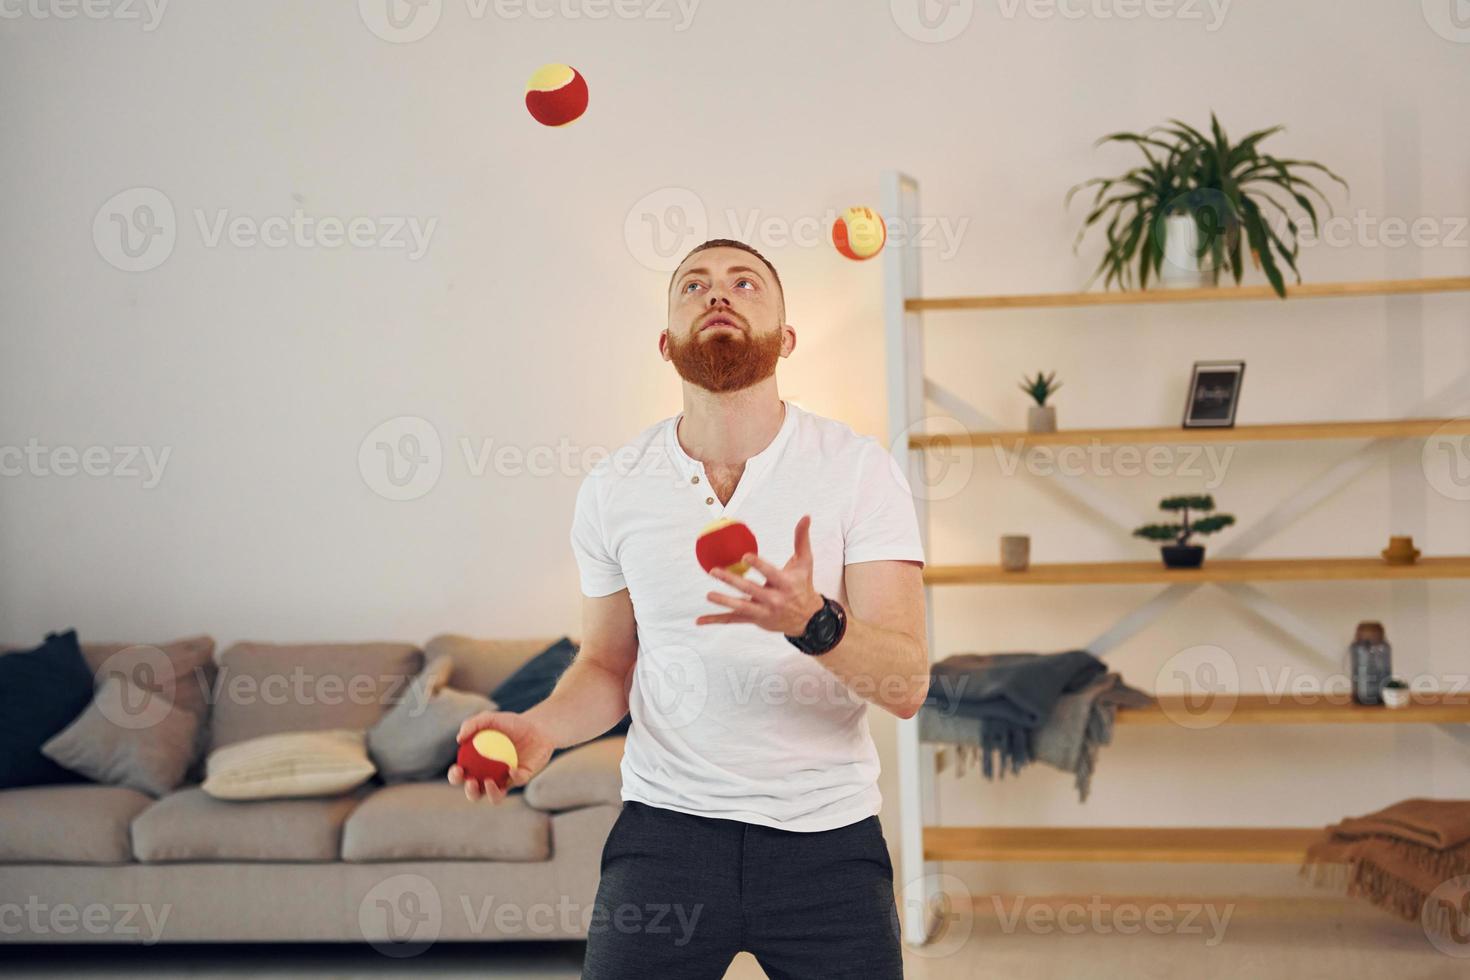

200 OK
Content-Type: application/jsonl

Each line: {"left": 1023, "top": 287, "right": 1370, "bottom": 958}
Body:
{"left": 1182, "top": 360, "right": 1245, "bottom": 428}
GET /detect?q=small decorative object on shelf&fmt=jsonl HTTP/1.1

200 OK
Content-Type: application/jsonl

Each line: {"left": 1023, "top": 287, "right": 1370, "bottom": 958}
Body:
{"left": 1066, "top": 112, "right": 1349, "bottom": 298}
{"left": 1380, "top": 678, "right": 1411, "bottom": 710}
{"left": 1132, "top": 494, "right": 1236, "bottom": 568}
{"left": 1381, "top": 535, "right": 1421, "bottom": 565}
{"left": 1000, "top": 534, "right": 1031, "bottom": 571}
{"left": 1020, "top": 370, "right": 1061, "bottom": 433}
{"left": 1182, "top": 360, "right": 1245, "bottom": 428}
{"left": 1350, "top": 621, "right": 1393, "bottom": 706}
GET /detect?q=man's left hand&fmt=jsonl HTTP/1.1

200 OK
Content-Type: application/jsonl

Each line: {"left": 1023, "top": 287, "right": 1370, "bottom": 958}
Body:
{"left": 697, "top": 514, "right": 824, "bottom": 635}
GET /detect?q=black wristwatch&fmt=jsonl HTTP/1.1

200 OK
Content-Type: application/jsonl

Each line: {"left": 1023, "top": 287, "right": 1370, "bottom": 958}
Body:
{"left": 785, "top": 595, "right": 847, "bottom": 656}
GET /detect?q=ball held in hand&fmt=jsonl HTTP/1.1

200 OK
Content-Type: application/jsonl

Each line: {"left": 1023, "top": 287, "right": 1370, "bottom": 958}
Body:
{"left": 457, "top": 728, "right": 520, "bottom": 790}
{"left": 696, "top": 518, "right": 758, "bottom": 576}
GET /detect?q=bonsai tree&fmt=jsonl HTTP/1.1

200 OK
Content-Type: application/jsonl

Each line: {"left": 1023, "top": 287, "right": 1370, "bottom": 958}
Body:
{"left": 1133, "top": 494, "right": 1236, "bottom": 548}
{"left": 1019, "top": 370, "right": 1062, "bottom": 406}
{"left": 1067, "top": 112, "right": 1348, "bottom": 297}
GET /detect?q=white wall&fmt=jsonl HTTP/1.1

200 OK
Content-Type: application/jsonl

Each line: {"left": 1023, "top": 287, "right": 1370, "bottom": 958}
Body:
{"left": 3, "top": 0, "right": 1468, "bottom": 896}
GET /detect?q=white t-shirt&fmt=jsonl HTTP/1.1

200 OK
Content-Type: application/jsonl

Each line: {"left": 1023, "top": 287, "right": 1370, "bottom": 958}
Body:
{"left": 568, "top": 400, "right": 925, "bottom": 832}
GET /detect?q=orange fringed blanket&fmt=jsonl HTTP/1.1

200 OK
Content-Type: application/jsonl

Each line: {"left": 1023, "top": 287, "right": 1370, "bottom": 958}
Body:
{"left": 1300, "top": 798, "right": 1470, "bottom": 940}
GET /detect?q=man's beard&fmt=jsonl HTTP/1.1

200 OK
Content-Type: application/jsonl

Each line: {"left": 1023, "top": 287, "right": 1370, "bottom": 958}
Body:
{"left": 666, "top": 320, "right": 783, "bottom": 393}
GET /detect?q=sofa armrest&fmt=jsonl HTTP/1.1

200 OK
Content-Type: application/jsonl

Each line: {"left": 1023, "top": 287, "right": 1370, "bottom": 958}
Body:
{"left": 523, "top": 736, "right": 624, "bottom": 812}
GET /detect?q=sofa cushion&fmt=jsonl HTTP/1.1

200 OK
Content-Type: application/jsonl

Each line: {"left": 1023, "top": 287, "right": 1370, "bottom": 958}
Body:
{"left": 202, "top": 729, "right": 377, "bottom": 800}
{"left": 424, "top": 634, "right": 569, "bottom": 696}
{"left": 368, "top": 656, "right": 497, "bottom": 783}
{"left": 209, "top": 642, "right": 422, "bottom": 751}
{"left": 132, "top": 786, "right": 369, "bottom": 862}
{"left": 54, "top": 634, "right": 216, "bottom": 783}
{"left": 341, "top": 781, "right": 551, "bottom": 862}
{"left": 0, "top": 784, "right": 154, "bottom": 863}
{"left": 489, "top": 638, "right": 631, "bottom": 761}
{"left": 0, "top": 629, "right": 96, "bottom": 789}
{"left": 524, "top": 735, "right": 625, "bottom": 812}
{"left": 82, "top": 634, "right": 217, "bottom": 719}
{"left": 41, "top": 675, "right": 204, "bottom": 797}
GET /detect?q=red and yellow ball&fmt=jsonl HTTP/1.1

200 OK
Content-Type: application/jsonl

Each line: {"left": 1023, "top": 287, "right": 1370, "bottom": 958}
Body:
{"left": 456, "top": 729, "right": 519, "bottom": 790}
{"left": 832, "top": 206, "right": 887, "bottom": 261}
{"left": 524, "top": 63, "right": 589, "bottom": 127}
{"left": 696, "top": 518, "right": 758, "bottom": 576}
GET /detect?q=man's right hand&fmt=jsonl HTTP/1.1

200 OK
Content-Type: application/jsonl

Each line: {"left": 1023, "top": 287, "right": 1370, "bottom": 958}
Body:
{"left": 447, "top": 710, "right": 556, "bottom": 804}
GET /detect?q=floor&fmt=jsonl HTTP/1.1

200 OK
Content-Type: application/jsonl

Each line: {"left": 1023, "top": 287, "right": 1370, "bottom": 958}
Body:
{"left": 4, "top": 897, "right": 1464, "bottom": 979}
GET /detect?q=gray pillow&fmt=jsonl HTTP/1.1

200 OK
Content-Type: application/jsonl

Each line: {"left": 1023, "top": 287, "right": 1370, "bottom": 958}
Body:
{"left": 368, "top": 656, "right": 495, "bottom": 783}
{"left": 42, "top": 675, "right": 203, "bottom": 797}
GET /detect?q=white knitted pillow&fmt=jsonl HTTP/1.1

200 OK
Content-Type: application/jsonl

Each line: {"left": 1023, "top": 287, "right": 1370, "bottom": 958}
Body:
{"left": 202, "top": 729, "right": 375, "bottom": 800}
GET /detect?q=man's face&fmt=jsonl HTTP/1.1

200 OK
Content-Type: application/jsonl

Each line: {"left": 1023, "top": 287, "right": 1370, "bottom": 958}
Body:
{"left": 661, "top": 246, "right": 790, "bottom": 393}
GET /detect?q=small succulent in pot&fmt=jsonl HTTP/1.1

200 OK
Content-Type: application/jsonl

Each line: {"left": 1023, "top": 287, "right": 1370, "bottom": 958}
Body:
{"left": 1020, "top": 370, "right": 1062, "bottom": 433}
{"left": 1380, "top": 677, "right": 1411, "bottom": 709}
{"left": 1133, "top": 494, "right": 1236, "bottom": 568}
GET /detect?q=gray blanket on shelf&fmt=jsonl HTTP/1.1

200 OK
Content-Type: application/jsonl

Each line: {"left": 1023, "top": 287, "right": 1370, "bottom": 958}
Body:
{"left": 917, "top": 652, "right": 1153, "bottom": 802}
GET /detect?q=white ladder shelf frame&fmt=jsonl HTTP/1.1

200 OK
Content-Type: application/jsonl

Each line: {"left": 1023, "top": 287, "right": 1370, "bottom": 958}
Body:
{"left": 880, "top": 170, "right": 1470, "bottom": 946}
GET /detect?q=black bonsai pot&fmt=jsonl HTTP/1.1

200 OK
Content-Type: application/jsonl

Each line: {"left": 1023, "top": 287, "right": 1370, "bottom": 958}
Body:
{"left": 1161, "top": 544, "right": 1205, "bottom": 568}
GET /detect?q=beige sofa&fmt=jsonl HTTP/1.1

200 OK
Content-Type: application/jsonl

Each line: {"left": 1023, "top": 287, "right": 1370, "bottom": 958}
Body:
{"left": 0, "top": 634, "right": 625, "bottom": 945}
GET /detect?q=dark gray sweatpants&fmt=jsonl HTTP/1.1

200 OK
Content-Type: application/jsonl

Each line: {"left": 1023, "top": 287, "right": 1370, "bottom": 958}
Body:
{"left": 582, "top": 800, "right": 904, "bottom": 979}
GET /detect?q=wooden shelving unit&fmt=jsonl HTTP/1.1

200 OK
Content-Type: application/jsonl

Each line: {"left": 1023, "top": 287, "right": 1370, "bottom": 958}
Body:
{"left": 924, "top": 826, "right": 1321, "bottom": 864}
{"left": 882, "top": 169, "right": 1470, "bottom": 946}
{"left": 908, "top": 417, "right": 1470, "bottom": 449}
{"left": 1118, "top": 693, "right": 1470, "bottom": 727}
{"left": 923, "top": 556, "right": 1470, "bottom": 586}
{"left": 907, "top": 275, "right": 1470, "bottom": 312}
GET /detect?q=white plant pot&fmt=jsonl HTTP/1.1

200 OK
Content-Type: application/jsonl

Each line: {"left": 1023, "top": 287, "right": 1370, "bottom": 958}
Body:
{"left": 1027, "top": 404, "right": 1056, "bottom": 433}
{"left": 1381, "top": 684, "right": 1410, "bottom": 709}
{"left": 1159, "top": 213, "right": 1210, "bottom": 288}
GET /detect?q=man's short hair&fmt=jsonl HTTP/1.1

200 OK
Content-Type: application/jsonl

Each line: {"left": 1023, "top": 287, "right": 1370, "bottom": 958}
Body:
{"left": 668, "top": 239, "right": 785, "bottom": 317}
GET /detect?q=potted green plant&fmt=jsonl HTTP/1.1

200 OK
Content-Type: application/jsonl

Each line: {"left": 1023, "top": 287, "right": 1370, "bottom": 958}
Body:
{"left": 1133, "top": 494, "right": 1236, "bottom": 568}
{"left": 1019, "top": 370, "right": 1062, "bottom": 433}
{"left": 1067, "top": 113, "right": 1348, "bottom": 298}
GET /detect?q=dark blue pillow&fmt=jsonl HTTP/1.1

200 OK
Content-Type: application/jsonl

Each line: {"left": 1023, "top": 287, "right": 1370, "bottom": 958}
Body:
{"left": 0, "top": 629, "right": 95, "bottom": 789}
{"left": 491, "top": 637, "right": 631, "bottom": 758}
